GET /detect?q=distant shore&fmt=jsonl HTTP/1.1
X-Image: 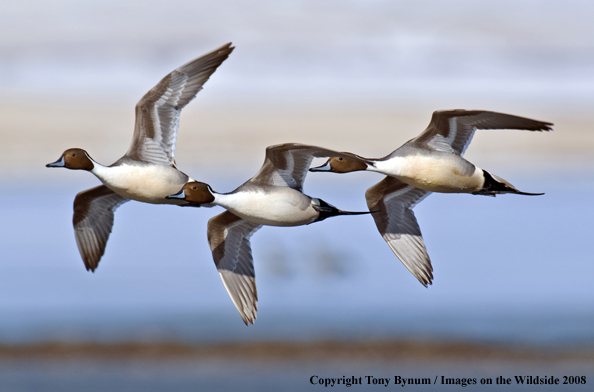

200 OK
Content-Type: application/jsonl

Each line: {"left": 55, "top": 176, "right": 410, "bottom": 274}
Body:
{"left": 2, "top": 339, "right": 593, "bottom": 362}
{"left": 4, "top": 96, "right": 593, "bottom": 179}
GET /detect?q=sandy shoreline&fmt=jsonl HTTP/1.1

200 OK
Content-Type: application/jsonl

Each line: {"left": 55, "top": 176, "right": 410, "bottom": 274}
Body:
{"left": 1, "top": 340, "right": 593, "bottom": 362}
{"left": 3, "top": 96, "right": 594, "bottom": 179}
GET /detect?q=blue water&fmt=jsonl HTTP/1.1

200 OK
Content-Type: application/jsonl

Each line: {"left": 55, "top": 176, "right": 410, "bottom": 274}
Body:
{"left": 1, "top": 357, "right": 592, "bottom": 392}
{"left": 1, "top": 171, "right": 593, "bottom": 347}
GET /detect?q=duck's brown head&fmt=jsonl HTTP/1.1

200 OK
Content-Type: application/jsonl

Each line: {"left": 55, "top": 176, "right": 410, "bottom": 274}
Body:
{"left": 46, "top": 148, "right": 94, "bottom": 171}
{"left": 309, "top": 156, "right": 368, "bottom": 173}
{"left": 167, "top": 181, "right": 215, "bottom": 205}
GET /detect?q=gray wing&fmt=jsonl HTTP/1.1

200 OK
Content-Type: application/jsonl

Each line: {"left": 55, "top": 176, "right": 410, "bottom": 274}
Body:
{"left": 125, "top": 43, "right": 234, "bottom": 165}
{"left": 207, "top": 211, "right": 262, "bottom": 325}
{"left": 73, "top": 185, "right": 129, "bottom": 272}
{"left": 249, "top": 143, "right": 361, "bottom": 191}
{"left": 365, "top": 177, "right": 433, "bottom": 286}
{"left": 410, "top": 110, "right": 553, "bottom": 156}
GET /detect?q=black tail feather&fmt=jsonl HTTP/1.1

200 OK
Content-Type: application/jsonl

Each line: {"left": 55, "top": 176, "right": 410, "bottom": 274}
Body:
{"left": 474, "top": 171, "right": 544, "bottom": 196}
{"left": 313, "top": 198, "right": 371, "bottom": 223}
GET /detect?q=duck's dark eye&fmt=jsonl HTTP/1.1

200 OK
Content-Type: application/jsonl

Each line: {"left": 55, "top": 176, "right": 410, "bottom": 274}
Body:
{"left": 192, "top": 186, "right": 197, "bottom": 190}
{"left": 338, "top": 157, "right": 343, "bottom": 161}
{"left": 71, "top": 153, "right": 76, "bottom": 157}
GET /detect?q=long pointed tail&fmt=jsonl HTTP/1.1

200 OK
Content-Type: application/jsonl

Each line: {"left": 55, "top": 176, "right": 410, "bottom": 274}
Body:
{"left": 313, "top": 198, "right": 371, "bottom": 222}
{"left": 337, "top": 210, "right": 372, "bottom": 215}
{"left": 474, "top": 171, "right": 544, "bottom": 196}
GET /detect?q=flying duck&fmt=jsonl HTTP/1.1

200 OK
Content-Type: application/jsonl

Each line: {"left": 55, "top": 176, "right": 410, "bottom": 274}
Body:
{"left": 310, "top": 110, "right": 553, "bottom": 286}
{"left": 167, "top": 143, "right": 369, "bottom": 324}
{"left": 46, "top": 43, "right": 234, "bottom": 271}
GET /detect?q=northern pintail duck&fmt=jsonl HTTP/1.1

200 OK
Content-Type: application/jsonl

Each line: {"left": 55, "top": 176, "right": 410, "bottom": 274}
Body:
{"left": 310, "top": 110, "right": 553, "bottom": 286}
{"left": 46, "top": 43, "right": 234, "bottom": 271}
{"left": 167, "top": 143, "right": 369, "bottom": 324}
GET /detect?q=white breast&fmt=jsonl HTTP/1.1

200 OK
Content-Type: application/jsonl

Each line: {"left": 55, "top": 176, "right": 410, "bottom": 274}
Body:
{"left": 92, "top": 164, "right": 188, "bottom": 203}
{"left": 216, "top": 188, "right": 318, "bottom": 226}
{"left": 373, "top": 155, "right": 484, "bottom": 193}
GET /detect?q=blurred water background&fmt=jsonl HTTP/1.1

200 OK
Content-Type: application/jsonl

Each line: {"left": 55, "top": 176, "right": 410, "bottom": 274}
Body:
{"left": 1, "top": 0, "right": 594, "bottom": 390}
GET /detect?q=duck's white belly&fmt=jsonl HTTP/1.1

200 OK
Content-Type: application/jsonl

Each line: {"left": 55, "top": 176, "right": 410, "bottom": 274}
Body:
{"left": 219, "top": 188, "right": 318, "bottom": 226}
{"left": 375, "top": 155, "right": 484, "bottom": 193}
{"left": 94, "top": 164, "right": 188, "bottom": 204}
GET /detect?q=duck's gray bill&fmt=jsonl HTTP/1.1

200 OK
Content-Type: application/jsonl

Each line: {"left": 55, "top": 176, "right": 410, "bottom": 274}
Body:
{"left": 166, "top": 189, "right": 186, "bottom": 200}
{"left": 309, "top": 159, "right": 332, "bottom": 172}
{"left": 46, "top": 156, "right": 66, "bottom": 168}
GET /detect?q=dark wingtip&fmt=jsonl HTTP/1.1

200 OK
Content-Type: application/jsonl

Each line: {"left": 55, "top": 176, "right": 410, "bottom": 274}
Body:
{"left": 222, "top": 42, "right": 235, "bottom": 54}
{"left": 242, "top": 317, "right": 256, "bottom": 326}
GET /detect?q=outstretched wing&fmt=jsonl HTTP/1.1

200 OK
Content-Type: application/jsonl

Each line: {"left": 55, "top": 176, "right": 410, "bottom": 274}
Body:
{"left": 73, "top": 185, "right": 129, "bottom": 271}
{"left": 365, "top": 177, "right": 433, "bottom": 286}
{"left": 125, "top": 43, "right": 234, "bottom": 165}
{"left": 410, "top": 110, "right": 553, "bottom": 156}
{"left": 207, "top": 211, "right": 262, "bottom": 325}
{"left": 249, "top": 143, "right": 361, "bottom": 191}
